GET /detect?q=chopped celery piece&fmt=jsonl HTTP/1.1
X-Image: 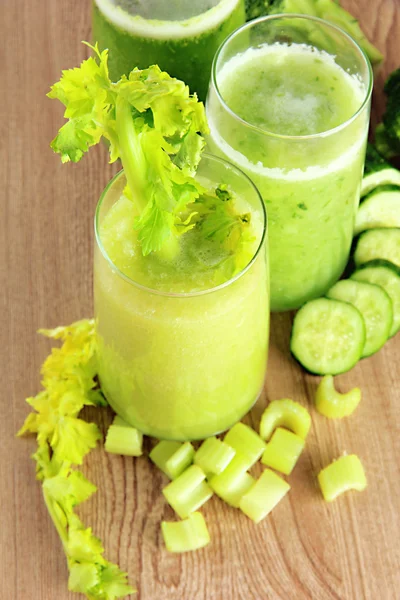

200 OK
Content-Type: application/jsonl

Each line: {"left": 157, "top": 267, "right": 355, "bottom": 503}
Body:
{"left": 315, "top": 375, "right": 361, "bottom": 419}
{"left": 240, "top": 468, "right": 290, "bottom": 524}
{"left": 163, "top": 465, "right": 213, "bottom": 519}
{"left": 224, "top": 423, "right": 266, "bottom": 467}
{"left": 318, "top": 455, "right": 367, "bottom": 502}
{"left": 194, "top": 437, "right": 236, "bottom": 478}
{"left": 209, "top": 454, "right": 255, "bottom": 507}
{"left": 261, "top": 428, "right": 305, "bottom": 475}
{"left": 104, "top": 416, "right": 143, "bottom": 456}
{"left": 150, "top": 440, "right": 195, "bottom": 479}
{"left": 260, "top": 399, "right": 311, "bottom": 441}
{"left": 161, "top": 512, "right": 210, "bottom": 553}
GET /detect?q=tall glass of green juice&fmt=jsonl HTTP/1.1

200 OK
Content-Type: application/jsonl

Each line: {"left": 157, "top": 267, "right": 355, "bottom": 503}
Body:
{"left": 206, "top": 15, "right": 372, "bottom": 311}
{"left": 94, "top": 154, "right": 269, "bottom": 441}
{"left": 92, "top": 0, "right": 245, "bottom": 99}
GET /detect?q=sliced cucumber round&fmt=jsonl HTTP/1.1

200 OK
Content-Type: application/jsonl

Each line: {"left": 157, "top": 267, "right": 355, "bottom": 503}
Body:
{"left": 291, "top": 298, "right": 366, "bottom": 375}
{"left": 351, "top": 261, "right": 400, "bottom": 337}
{"left": 355, "top": 186, "right": 400, "bottom": 235}
{"left": 354, "top": 228, "right": 400, "bottom": 269}
{"left": 327, "top": 279, "right": 393, "bottom": 357}
{"left": 361, "top": 168, "right": 400, "bottom": 197}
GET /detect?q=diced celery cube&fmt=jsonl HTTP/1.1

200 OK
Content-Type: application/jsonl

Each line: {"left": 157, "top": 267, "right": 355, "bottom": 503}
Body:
{"left": 260, "top": 399, "right": 311, "bottom": 441}
{"left": 240, "top": 468, "right": 290, "bottom": 523}
{"left": 261, "top": 427, "right": 305, "bottom": 475}
{"left": 194, "top": 437, "right": 236, "bottom": 478}
{"left": 161, "top": 512, "right": 210, "bottom": 553}
{"left": 318, "top": 454, "right": 367, "bottom": 502}
{"left": 163, "top": 465, "right": 213, "bottom": 519}
{"left": 150, "top": 440, "right": 195, "bottom": 479}
{"left": 209, "top": 454, "right": 255, "bottom": 507}
{"left": 224, "top": 423, "right": 266, "bottom": 467}
{"left": 104, "top": 417, "right": 143, "bottom": 457}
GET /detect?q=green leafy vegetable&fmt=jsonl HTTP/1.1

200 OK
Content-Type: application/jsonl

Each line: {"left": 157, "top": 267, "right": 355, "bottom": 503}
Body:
{"left": 245, "top": 0, "right": 383, "bottom": 66}
{"left": 48, "top": 43, "right": 207, "bottom": 256}
{"left": 375, "top": 68, "right": 400, "bottom": 160}
{"left": 18, "top": 319, "right": 135, "bottom": 599}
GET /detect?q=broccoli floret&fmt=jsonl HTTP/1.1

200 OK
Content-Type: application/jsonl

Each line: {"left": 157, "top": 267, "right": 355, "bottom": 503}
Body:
{"left": 375, "top": 69, "right": 400, "bottom": 160}
{"left": 245, "top": 0, "right": 271, "bottom": 20}
{"left": 364, "top": 143, "right": 392, "bottom": 175}
{"left": 245, "top": 0, "right": 383, "bottom": 66}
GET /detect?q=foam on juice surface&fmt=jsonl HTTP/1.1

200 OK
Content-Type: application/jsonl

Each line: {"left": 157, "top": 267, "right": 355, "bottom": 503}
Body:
{"left": 208, "top": 43, "right": 367, "bottom": 181}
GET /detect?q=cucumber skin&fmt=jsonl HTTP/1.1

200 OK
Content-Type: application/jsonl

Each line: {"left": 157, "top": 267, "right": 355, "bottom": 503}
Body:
{"left": 352, "top": 261, "right": 400, "bottom": 337}
{"left": 356, "top": 258, "right": 400, "bottom": 277}
{"left": 290, "top": 298, "right": 366, "bottom": 376}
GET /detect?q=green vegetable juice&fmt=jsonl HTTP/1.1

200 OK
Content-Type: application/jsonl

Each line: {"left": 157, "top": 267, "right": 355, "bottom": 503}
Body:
{"left": 94, "top": 169, "right": 269, "bottom": 441}
{"left": 207, "top": 43, "right": 370, "bottom": 311}
{"left": 92, "top": 0, "right": 245, "bottom": 99}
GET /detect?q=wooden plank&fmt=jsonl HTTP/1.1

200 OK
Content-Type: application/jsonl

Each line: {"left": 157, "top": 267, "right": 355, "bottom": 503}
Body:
{"left": 1, "top": 1, "right": 399, "bottom": 599}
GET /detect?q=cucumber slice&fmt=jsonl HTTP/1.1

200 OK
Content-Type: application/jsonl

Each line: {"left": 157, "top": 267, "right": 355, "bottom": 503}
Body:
{"left": 361, "top": 144, "right": 400, "bottom": 196}
{"left": 355, "top": 186, "right": 400, "bottom": 235}
{"left": 351, "top": 262, "right": 400, "bottom": 337}
{"left": 291, "top": 298, "right": 366, "bottom": 375}
{"left": 354, "top": 228, "right": 400, "bottom": 269}
{"left": 327, "top": 280, "right": 393, "bottom": 357}
{"left": 361, "top": 168, "right": 400, "bottom": 197}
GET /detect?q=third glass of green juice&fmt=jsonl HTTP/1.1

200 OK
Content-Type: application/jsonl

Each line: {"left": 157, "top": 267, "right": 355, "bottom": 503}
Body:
{"left": 206, "top": 15, "right": 373, "bottom": 311}
{"left": 92, "top": 0, "right": 245, "bottom": 99}
{"left": 95, "top": 154, "right": 269, "bottom": 441}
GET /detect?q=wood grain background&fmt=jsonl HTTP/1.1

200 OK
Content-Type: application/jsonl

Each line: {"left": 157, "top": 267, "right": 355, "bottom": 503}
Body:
{"left": 1, "top": 1, "right": 400, "bottom": 599}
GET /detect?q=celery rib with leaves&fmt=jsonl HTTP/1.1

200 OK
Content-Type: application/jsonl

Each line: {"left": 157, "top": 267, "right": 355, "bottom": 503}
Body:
{"left": 18, "top": 320, "right": 135, "bottom": 599}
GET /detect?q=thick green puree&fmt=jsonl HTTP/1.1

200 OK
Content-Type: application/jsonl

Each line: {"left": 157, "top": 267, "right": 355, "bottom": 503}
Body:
{"left": 92, "top": 0, "right": 245, "bottom": 99}
{"left": 94, "top": 171, "right": 269, "bottom": 441}
{"left": 207, "top": 43, "right": 370, "bottom": 311}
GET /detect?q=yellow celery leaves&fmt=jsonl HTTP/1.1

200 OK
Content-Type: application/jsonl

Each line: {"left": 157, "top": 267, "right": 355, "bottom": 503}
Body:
{"left": 18, "top": 318, "right": 135, "bottom": 599}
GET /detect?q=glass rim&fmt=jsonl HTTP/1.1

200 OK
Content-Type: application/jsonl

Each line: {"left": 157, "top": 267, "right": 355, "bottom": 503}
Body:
{"left": 94, "top": 152, "right": 268, "bottom": 299}
{"left": 211, "top": 13, "right": 373, "bottom": 142}
{"left": 94, "top": 0, "right": 240, "bottom": 40}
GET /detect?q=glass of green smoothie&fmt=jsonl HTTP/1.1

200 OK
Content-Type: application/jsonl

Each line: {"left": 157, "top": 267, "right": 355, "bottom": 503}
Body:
{"left": 92, "top": 0, "right": 245, "bottom": 99}
{"left": 206, "top": 15, "right": 373, "bottom": 311}
{"left": 94, "top": 154, "right": 269, "bottom": 441}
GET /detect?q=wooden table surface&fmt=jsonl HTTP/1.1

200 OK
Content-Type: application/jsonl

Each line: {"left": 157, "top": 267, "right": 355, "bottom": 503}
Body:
{"left": 2, "top": 1, "right": 400, "bottom": 599}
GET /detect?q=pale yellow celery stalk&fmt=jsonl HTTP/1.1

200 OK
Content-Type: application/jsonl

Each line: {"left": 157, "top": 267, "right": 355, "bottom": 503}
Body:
{"left": 318, "top": 454, "right": 367, "bottom": 502}
{"left": 315, "top": 375, "right": 361, "bottom": 419}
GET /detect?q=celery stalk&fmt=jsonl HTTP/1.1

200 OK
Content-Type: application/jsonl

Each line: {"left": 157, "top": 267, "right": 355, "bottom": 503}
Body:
{"left": 104, "top": 416, "right": 143, "bottom": 456}
{"left": 194, "top": 437, "right": 236, "bottom": 478}
{"left": 224, "top": 423, "right": 266, "bottom": 467}
{"left": 150, "top": 440, "right": 195, "bottom": 479}
{"left": 239, "top": 469, "right": 290, "bottom": 523}
{"left": 260, "top": 399, "right": 311, "bottom": 441}
{"left": 163, "top": 465, "right": 213, "bottom": 519}
{"left": 315, "top": 375, "right": 361, "bottom": 419}
{"left": 318, "top": 454, "right": 367, "bottom": 502}
{"left": 261, "top": 427, "right": 305, "bottom": 475}
{"left": 161, "top": 512, "right": 210, "bottom": 553}
{"left": 209, "top": 454, "right": 255, "bottom": 507}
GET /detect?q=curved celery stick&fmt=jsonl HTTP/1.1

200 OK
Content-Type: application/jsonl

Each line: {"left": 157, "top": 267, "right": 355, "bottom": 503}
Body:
{"left": 104, "top": 416, "right": 143, "bottom": 456}
{"left": 209, "top": 454, "right": 255, "bottom": 507}
{"left": 150, "top": 440, "right": 195, "bottom": 479}
{"left": 261, "top": 428, "right": 305, "bottom": 475}
{"left": 318, "top": 455, "right": 367, "bottom": 502}
{"left": 224, "top": 423, "right": 266, "bottom": 467}
{"left": 194, "top": 437, "right": 236, "bottom": 478}
{"left": 260, "top": 399, "right": 311, "bottom": 441}
{"left": 161, "top": 512, "right": 210, "bottom": 553}
{"left": 240, "top": 468, "right": 290, "bottom": 524}
{"left": 163, "top": 465, "right": 213, "bottom": 519}
{"left": 315, "top": 376, "right": 361, "bottom": 419}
